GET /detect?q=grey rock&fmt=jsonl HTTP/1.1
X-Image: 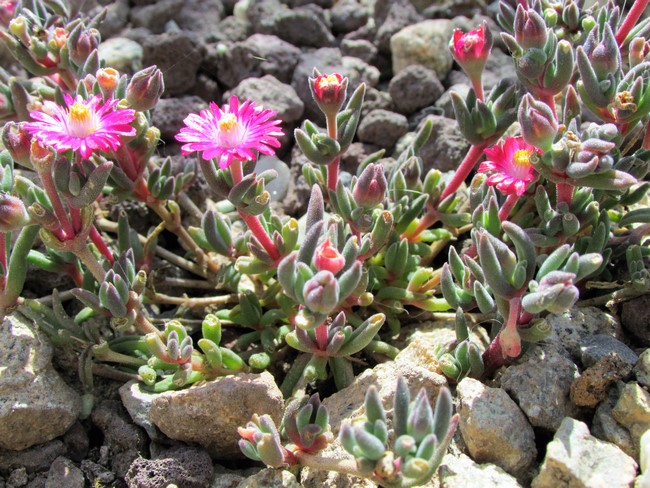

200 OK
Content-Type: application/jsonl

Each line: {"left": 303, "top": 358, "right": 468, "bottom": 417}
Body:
{"left": 391, "top": 19, "right": 454, "bottom": 77}
{"left": 389, "top": 65, "right": 444, "bottom": 114}
{"left": 92, "top": 0, "right": 129, "bottom": 39}
{"left": 532, "top": 417, "right": 637, "bottom": 488}
{"left": 439, "top": 451, "right": 523, "bottom": 488}
{"left": 62, "top": 422, "right": 89, "bottom": 463}
{"left": 593, "top": 384, "right": 637, "bottom": 459}
{"left": 0, "top": 441, "right": 66, "bottom": 474}
{"left": 0, "top": 315, "right": 81, "bottom": 451}
{"left": 340, "top": 142, "right": 383, "bottom": 174}
{"left": 119, "top": 380, "right": 162, "bottom": 441}
{"left": 79, "top": 460, "right": 114, "bottom": 486}
{"left": 91, "top": 400, "right": 147, "bottom": 477}
{"left": 130, "top": 0, "right": 183, "bottom": 33}
{"left": 283, "top": 0, "right": 333, "bottom": 7}
{"left": 414, "top": 0, "right": 484, "bottom": 17}
{"left": 544, "top": 306, "right": 622, "bottom": 361}
{"left": 635, "top": 349, "right": 650, "bottom": 388}
{"left": 212, "top": 16, "right": 251, "bottom": 43}
{"left": 285, "top": 146, "right": 313, "bottom": 216}
{"left": 142, "top": 32, "right": 203, "bottom": 96}
{"left": 208, "top": 34, "right": 301, "bottom": 88}
{"left": 374, "top": 0, "right": 423, "bottom": 53}
{"left": 457, "top": 378, "right": 536, "bottom": 477}
{"left": 6, "top": 468, "right": 26, "bottom": 488}
{"left": 176, "top": 0, "right": 225, "bottom": 42}
{"left": 125, "top": 446, "right": 213, "bottom": 488}
{"left": 98, "top": 37, "right": 143, "bottom": 74}
{"left": 227, "top": 75, "right": 304, "bottom": 123}
{"left": 361, "top": 86, "right": 394, "bottom": 118}
{"left": 255, "top": 155, "right": 291, "bottom": 202}
{"left": 300, "top": 444, "right": 375, "bottom": 487}
{"left": 622, "top": 294, "right": 650, "bottom": 344}
{"left": 247, "top": 0, "right": 334, "bottom": 48}
{"left": 192, "top": 73, "right": 222, "bottom": 102}
{"left": 331, "top": 0, "right": 369, "bottom": 34}
{"left": 45, "top": 457, "right": 83, "bottom": 488}
{"left": 581, "top": 334, "right": 638, "bottom": 369}
{"left": 358, "top": 109, "right": 408, "bottom": 148}
{"left": 240, "top": 468, "right": 301, "bottom": 488}
{"left": 435, "top": 83, "right": 470, "bottom": 118}
{"left": 612, "top": 382, "right": 650, "bottom": 454}
{"left": 340, "top": 39, "right": 377, "bottom": 65}
{"left": 405, "top": 115, "right": 470, "bottom": 172}
{"left": 501, "top": 345, "right": 579, "bottom": 431}
{"left": 342, "top": 56, "right": 381, "bottom": 91}
{"left": 152, "top": 96, "right": 208, "bottom": 142}
{"left": 149, "top": 372, "right": 284, "bottom": 458}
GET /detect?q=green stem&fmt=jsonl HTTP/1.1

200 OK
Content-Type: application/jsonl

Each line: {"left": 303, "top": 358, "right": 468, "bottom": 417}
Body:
{"left": 75, "top": 245, "right": 105, "bottom": 283}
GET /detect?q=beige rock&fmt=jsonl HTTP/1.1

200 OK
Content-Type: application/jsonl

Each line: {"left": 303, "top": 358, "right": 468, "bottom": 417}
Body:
{"left": 613, "top": 382, "right": 650, "bottom": 452}
{"left": 390, "top": 20, "right": 454, "bottom": 76}
{"left": 149, "top": 371, "right": 283, "bottom": 458}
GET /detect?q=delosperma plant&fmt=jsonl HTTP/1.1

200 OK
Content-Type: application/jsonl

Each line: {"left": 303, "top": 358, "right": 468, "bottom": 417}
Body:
{"left": 0, "top": 0, "right": 649, "bottom": 485}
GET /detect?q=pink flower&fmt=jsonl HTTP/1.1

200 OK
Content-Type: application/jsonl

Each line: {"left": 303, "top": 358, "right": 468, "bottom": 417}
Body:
{"left": 478, "top": 137, "right": 540, "bottom": 196}
{"left": 449, "top": 22, "right": 492, "bottom": 76}
{"left": 24, "top": 94, "right": 136, "bottom": 160}
{"left": 175, "top": 96, "right": 283, "bottom": 169}
{"left": 314, "top": 238, "right": 345, "bottom": 274}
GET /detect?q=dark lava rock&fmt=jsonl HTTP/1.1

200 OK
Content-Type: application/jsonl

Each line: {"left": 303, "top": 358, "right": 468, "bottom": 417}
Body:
{"left": 152, "top": 96, "right": 208, "bottom": 142}
{"left": 0, "top": 441, "right": 66, "bottom": 474}
{"left": 581, "top": 334, "right": 638, "bottom": 370}
{"left": 373, "top": 0, "right": 423, "bottom": 53}
{"left": 227, "top": 75, "right": 304, "bottom": 124}
{"left": 340, "top": 39, "right": 377, "bottom": 65}
{"left": 417, "top": 115, "right": 470, "bottom": 172}
{"left": 357, "top": 109, "right": 408, "bottom": 149}
{"left": 331, "top": 0, "right": 369, "bottom": 34}
{"left": 621, "top": 293, "right": 650, "bottom": 344}
{"left": 125, "top": 446, "right": 213, "bottom": 488}
{"left": 389, "top": 65, "right": 444, "bottom": 114}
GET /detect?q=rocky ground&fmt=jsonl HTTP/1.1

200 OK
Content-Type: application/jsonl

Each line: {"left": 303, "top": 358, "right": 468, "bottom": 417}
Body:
{"left": 1, "top": 0, "right": 649, "bottom": 487}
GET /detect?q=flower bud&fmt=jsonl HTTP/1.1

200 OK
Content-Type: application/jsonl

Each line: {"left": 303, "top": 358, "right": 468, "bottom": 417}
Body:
{"left": 518, "top": 93, "right": 558, "bottom": 152}
{"left": 309, "top": 72, "right": 348, "bottom": 117}
{"left": 29, "top": 139, "right": 54, "bottom": 173}
{"left": 96, "top": 67, "right": 120, "bottom": 99}
{"left": 0, "top": 192, "right": 29, "bottom": 232}
{"left": 629, "top": 37, "right": 650, "bottom": 68}
{"left": 68, "top": 27, "right": 100, "bottom": 66}
{"left": 314, "top": 238, "right": 345, "bottom": 275}
{"left": 449, "top": 21, "right": 492, "bottom": 81}
{"left": 303, "top": 270, "right": 339, "bottom": 315}
{"left": 353, "top": 163, "right": 387, "bottom": 208}
{"left": 499, "top": 322, "right": 521, "bottom": 358}
{"left": 514, "top": 6, "right": 548, "bottom": 49}
{"left": 0, "top": 0, "right": 16, "bottom": 28}
{"left": 2, "top": 122, "right": 31, "bottom": 167}
{"left": 582, "top": 23, "right": 620, "bottom": 80}
{"left": 126, "top": 66, "right": 164, "bottom": 111}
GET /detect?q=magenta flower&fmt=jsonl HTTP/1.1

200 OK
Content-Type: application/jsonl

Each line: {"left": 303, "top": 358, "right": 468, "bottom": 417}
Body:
{"left": 478, "top": 137, "right": 540, "bottom": 196}
{"left": 24, "top": 94, "right": 136, "bottom": 160}
{"left": 175, "top": 96, "right": 283, "bottom": 169}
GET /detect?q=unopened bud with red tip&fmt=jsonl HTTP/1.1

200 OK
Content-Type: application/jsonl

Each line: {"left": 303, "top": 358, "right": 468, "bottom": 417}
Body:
{"left": 353, "top": 163, "right": 387, "bottom": 208}
{"left": 68, "top": 25, "right": 100, "bottom": 66}
{"left": 499, "top": 320, "right": 521, "bottom": 358}
{"left": 518, "top": 93, "right": 558, "bottom": 152}
{"left": 303, "top": 270, "right": 340, "bottom": 315}
{"left": 29, "top": 139, "right": 54, "bottom": 173}
{"left": 0, "top": 0, "right": 16, "bottom": 28}
{"left": 629, "top": 37, "right": 650, "bottom": 68}
{"left": 126, "top": 66, "right": 164, "bottom": 111}
{"left": 0, "top": 192, "right": 29, "bottom": 232}
{"left": 449, "top": 21, "right": 493, "bottom": 85}
{"left": 96, "top": 67, "right": 120, "bottom": 99}
{"left": 2, "top": 122, "right": 31, "bottom": 167}
{"left": 514, "top": 5, "right": 548, "bottom": 49}
{"left": 314, "top": 238, "right": 345, "bottom": 275}
{"left": 309, "top": 71, "right": 348, "bottom": 117}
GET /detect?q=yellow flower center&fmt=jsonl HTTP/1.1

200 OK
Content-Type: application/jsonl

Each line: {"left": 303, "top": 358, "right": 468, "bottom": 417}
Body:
{"left": 318, "top": 74, "right": 340, "bottom": 89}
{"left": 69, "top": 102, "right": 91, "bottom": 123}
{"left": 513, "top": 149, "right": 532, "bottom": 167}
{"left": 218, "top": 113, "right": 238, "bottom": 132}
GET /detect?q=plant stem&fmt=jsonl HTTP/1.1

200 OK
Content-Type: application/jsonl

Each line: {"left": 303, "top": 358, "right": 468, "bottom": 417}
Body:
{"left": 471, "top": 76, "right": 484, "bottom": 102}
{"left": 439, "top": 144, "right": 487, "bottom": 202}
{"left": 556, "top": 181, "right": 574, "bottom": 207}
{"left": 90, "top": 226, "right": 114, "bottom": 264}
{"left": 539, "top": 92, "right": 557, "bottom": 120}
{"left": 75, "top": 245, "right": 106, "bottom": 283}
{"left": 315, "top": 321, "right": 329, "bottom": 351}
{"left": 134, "top": 312, "right": 160, "bottom": 335}
{"left": 294, "top": 452, "right": 363, "bottom": 478}
{"left": 498, "top": 193, "right": 519, "bottom": 221}
{"left": 643, "top": 120, "right": 650, "bottom": 150}
{"left": 37, "top": 167, "right": 74, "bottom": 239}
{"left": 230, "top": 160, "right": 281, "bottom": 261}
{"left": 0, "top": 233, "right": 6, "bottom": 292}
{"left": 615, "top": 0, "right": 650, "bottom": 47}
{"left": 148, "top": 291, "right": 238, "bottom": 308}
{"left": 325, "top": 113, "right": 340, "bottom": 194}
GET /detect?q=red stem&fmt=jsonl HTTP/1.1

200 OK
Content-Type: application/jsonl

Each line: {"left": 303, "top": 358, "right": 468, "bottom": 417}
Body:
{"left": 315, "top": 321, "right": 328, "bottom": 351}
{"left": 38, "top": 168, "right": 74, "bottom": 239}
{"left": 231, "top": 160, "right": 281, "bottom": 262}
{"left": 325, "top": 113, "right": 339, "bottom": 194}
{"left": 471, "top": 76, "right": 484, "bottom": 102}
{"left": 539, "top": 92, "right": 557, "bottom": 121}
{"left": 90, "top": 226, "right": 114, "bottom": 264}
{"left": 556, "top": 182, "right": 574, "bottom": 207}
{"left": 439, "top": 144, "right": 487, "bottom": 202}
{"left": 615, "top": 0, "right": 650, "bottom": 47}
{"left": 498, "top": 193, "right": 519, "bottom": 221}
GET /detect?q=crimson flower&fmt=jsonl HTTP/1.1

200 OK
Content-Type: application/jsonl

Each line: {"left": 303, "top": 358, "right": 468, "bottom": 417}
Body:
{"left": 24, "top": 94, "right": 136, "bottom": 159}
{"left": 175, "top": 96, "right": 283, "bottom": 169}
{"left": 309, "top": 73, "right": 348, "bottom": 116}
{"left": 449, "top": 22, "right": 492, "bottom": 78}
{"left": 314, "top": 238, "right": 345, "bottom": 275}
{"left": 478, "top": 137, "right": 540, "bottom": 196}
